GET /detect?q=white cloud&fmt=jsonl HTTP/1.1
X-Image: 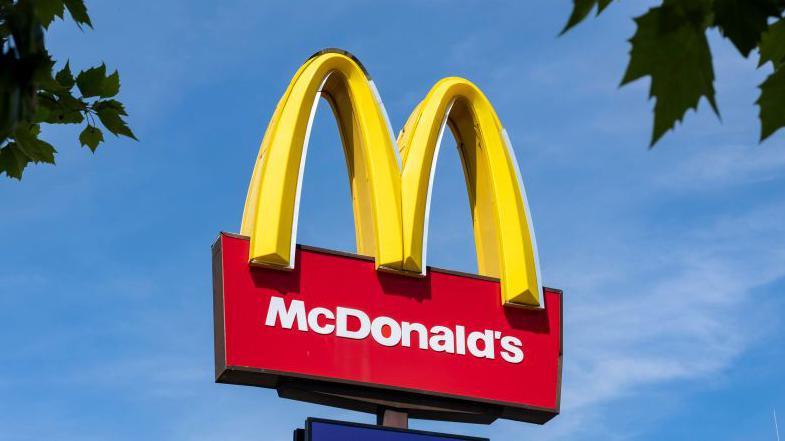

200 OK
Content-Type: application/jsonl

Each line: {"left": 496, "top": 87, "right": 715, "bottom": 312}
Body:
{"left": 659, "top": 143, "right": 785, "bottom": 189}
{"left": 545, "top": 196, "right": 785, "bottom": 438}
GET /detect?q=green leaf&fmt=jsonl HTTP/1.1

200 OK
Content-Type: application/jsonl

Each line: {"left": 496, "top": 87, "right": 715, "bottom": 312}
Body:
{"left": 621, "top": 0, "right": 718, "bottom": 146}
{"left": 31, "top": 52, "right": 59, "bottom": 90}
{"left": 33, "top": 0, "right": 66, "bottom": 28}
{"left": 37, "top": 92, "right": 85, "bottom": 124}
{"left": 757, "top": 67, "right": 785, "bottom": 140}
{"left": 55, "top": 61, "right": 75, "bottom": 89}
{"left": 100, "top": 70, "right": 120, "bottom": 98}
{"left": 713, "top": 0, "right": 784, "bottom": 57}
{"left": 0, "top": 143, "right": 31, "bottom": 180}
{"left": 76, "top": 63, "right": 106, "bottom": 98}
{"left": 94, "top": 99, "right": 128, "bottom": 115}
{"left": 0, "top": 71, "right": 22, "bottom": 141}
{"left": 13, "top": 124, "right": 56, "bottom": 163}
{"left": 96, "top": 106, "right": 137, "bottom": 140}
{"left": 79, "top": 125, "right": 104, "bottom": 151}
{"left": 63, "top": 0, "right": 92, "bottom": 27}
{"left": 759, "top": 20, "right": 785, "bottom": 68}
{"left": 561, "top": 0, "right": 614, "bottom": 34}
{"left": 76, "top": 64, "right": 123, "bottom": 99}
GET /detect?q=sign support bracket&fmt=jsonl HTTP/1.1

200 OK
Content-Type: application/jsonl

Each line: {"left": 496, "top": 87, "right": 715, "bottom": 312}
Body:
{"left": 377, "top": 407, "right": 409, "bottom": 429}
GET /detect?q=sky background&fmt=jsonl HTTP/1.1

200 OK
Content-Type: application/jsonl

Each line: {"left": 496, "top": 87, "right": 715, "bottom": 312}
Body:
{"left": 2, "top": 1, "right": 785, "bottom": 440}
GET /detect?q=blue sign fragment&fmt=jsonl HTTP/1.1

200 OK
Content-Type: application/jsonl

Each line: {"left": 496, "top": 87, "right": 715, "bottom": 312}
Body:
{"left": 303, "top": 418, "right": 489, "bottom": 441}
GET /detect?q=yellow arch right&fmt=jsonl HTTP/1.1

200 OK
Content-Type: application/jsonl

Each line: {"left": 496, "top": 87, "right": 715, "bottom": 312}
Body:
{"left": 398, "top": 78, "right": 542, "bottom": 306}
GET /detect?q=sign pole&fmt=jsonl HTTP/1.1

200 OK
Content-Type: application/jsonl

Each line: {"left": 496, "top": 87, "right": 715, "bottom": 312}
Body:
{"left": 377, "top": 407, "right": 408, "bottom": 429}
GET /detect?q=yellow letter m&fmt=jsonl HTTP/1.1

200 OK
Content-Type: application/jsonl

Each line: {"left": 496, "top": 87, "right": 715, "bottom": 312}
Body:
{"left": 240, "top": 49, "right": 543, "bottom": 307}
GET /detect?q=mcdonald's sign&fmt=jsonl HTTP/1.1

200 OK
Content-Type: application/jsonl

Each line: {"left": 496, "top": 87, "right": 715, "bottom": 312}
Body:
{"left": 212, "top": 50, "right": 563, "bottom": 424}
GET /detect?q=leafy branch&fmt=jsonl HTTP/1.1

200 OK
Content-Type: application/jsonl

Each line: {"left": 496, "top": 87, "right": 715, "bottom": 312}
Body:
{"left": 562, "top": 0, "right": 785, "bottom": 146}
{"left": 0, "top": 0, "right": 135, "bottom": 180}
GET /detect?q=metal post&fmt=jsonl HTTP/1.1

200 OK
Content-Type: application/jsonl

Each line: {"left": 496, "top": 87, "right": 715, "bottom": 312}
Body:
{"left": 377, "top": 407, "right": 408, "bottom": 429}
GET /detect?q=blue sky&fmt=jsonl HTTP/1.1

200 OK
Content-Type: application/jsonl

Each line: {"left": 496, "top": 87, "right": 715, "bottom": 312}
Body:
{"left": 2, "top": 1, "right": 785, "bottom": 440}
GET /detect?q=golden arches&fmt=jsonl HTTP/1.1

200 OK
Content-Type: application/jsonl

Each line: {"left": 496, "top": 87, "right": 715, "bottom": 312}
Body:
{"left": 241, "top": 50, "right": 541, "bottom": 307}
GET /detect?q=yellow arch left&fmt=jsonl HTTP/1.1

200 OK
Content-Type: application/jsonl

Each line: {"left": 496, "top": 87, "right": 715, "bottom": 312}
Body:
{"left": 240, "top": 51, "right": 404, "bottom": 271}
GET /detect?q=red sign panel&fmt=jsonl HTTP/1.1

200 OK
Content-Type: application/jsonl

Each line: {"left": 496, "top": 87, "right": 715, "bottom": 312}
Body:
{"left": 213, "top": 233, "right": 562, "bottom": 424}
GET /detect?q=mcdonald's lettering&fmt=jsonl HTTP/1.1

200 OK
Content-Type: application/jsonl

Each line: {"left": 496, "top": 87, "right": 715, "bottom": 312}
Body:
{"left": 212, "top": 50, "right": 563, "bottom": 425}
{"left": 263, "top": 295, "right": 526, "bottom": 364}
